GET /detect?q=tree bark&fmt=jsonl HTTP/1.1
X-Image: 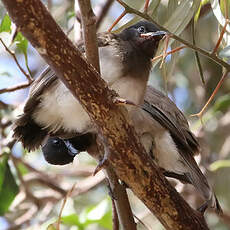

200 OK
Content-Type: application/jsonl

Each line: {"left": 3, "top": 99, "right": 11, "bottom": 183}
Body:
{"left": 2, "top": 0, "right": 209, "bottom": 229}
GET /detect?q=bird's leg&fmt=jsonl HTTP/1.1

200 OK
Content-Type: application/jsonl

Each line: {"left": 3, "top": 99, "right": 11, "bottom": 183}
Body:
{"left": 113, "top": 97, "right": 137, "bottom": 107}
{"left": 107, "top": 179, "right": 117, "bottom": 200}
{"left": 93, "top": 135, "right": 111, "bottom": 176}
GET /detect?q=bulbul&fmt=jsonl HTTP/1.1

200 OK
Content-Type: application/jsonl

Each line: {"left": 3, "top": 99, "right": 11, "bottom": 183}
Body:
{"left": 43, "top": 86, "right": 222, "bottom": 214}
{"left": 13, "top": 21, "right": 166, "bottom": 151}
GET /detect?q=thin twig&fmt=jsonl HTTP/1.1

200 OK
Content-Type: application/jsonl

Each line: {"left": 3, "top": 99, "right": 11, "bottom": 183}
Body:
{"left": 0, "top": 82, "right": 32, "bottom": 94}
{"left": 192, "top": 20, "right": 205, "bottom": 85}
{"left": 160, "top": 34, "right": 171, "bottom": 68}
{"left": 0, "top": 38, "right": 33, "bottom": 82}
{"left": 106, "top": 167, "right": 137, "bottom": 230}
{"left": 152, "top": 45, "right": 186, "bottom": 62}
{"left": 108, "top": 10, "right": 126, "bottom": 32}
{"left": 78, "top": 0, "right": 100, "bottom": 72}
{"left": 25, "top": 176, "right": 66, "bottom": 196}
{"left": 71, "top": 171, "right": 106, "bottom": 197}
{"left": 56, "top": 184, "right": 76, "bottom": 230}
{"left": 191, "top": 70, "right": 229, "bottom": 118}
{"left": 10, "top": 155, "right": 40, "bottom": 206}
{"left": 96, "top": 0, "right": 114, "bottom": 29}
{"left": 144, "top": 0, "right": 150, "bottom": 13}
{"left": 212, "top": 19, "right": 229, "bottom": 54}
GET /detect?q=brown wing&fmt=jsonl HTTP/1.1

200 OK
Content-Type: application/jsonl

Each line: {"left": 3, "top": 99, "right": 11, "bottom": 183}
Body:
{"left": 143, "top": 86, "right": 200, "bottom": 156}
{"left": 24, "top": 67, "right": 58, "bottom": 114}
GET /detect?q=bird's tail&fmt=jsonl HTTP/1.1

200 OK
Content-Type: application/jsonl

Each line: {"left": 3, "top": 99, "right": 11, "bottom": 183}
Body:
{"left": 13, "top": 113, "right": 48, "bottom": 151}
{"left": 185, "top": 156, "right": 223, "bottom": 215}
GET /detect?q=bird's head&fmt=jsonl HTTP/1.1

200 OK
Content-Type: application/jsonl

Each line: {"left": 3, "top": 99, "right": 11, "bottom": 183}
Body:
{"left": 119, "top": 20, "right": 166, "bottom": 59}
{"left": 42, "top": 137, "right": 78, "bottom": 165}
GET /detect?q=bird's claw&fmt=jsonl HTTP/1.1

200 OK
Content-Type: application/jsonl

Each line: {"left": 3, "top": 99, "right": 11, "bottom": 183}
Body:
{"left": 93, "top": 156, "right": 109, "bottom": 176}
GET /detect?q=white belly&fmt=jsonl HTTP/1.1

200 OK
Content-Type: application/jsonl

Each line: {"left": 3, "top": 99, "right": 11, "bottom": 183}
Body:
{"left": 34, "top": 82, "right": 92, "bottom": 134}
{"left": 154, "top": 131, "right": 186, "bottom": 174}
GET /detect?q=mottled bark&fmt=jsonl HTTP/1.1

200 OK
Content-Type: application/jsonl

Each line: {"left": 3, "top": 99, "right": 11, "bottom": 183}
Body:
{"left": 2, "top": 0, "right": 209, "bottom": 229}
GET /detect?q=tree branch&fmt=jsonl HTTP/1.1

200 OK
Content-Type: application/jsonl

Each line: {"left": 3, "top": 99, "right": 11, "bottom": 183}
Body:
{"left": 78, "top": 0, "right": 100, "bottom": 72}
{"left": 78, "top": 1, "right": 136, "bottom": 228}
{"left": 106, "top": 167, "right": 137, "bottom": 229}
{"left": 2, "top": 0, "right": 209, "bottom": 229}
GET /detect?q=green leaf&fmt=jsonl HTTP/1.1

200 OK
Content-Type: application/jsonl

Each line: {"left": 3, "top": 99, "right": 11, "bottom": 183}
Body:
{"left": 17, "top": 162, "right": 29, "bottom": 176}
{"left": 213, "top": 94, "right": 230, "bottom": 112}
{"left": 0, "top": 155, "right": 9, "bottom": 191}
{"left": 86, "top": 197, "right": 112, "bottom": 230}
{"left": 167, "top": 0, "right": 179, "bottom": 21}
{"left": 0, "top": 14, "right": 11, "bottom": 33}
{"left": 14, "top": 32, "right": 28, "bottom": 56}
{"left": 62, "top": 214, "right": 84, "bottom": 229}
{"left": 210, "top": 160, "right": 230, "bottom": 171}
{"left": 153, "top": 0, "right": 201, "bottom": 68}
{"left": 0, "top": 161, "right": 19, "bottom": 215}
{"left": 14, "top": 32, "right": 32, "bottom": 76}
{"left": 164, "top": 0, "right": 201, "bottom": 34}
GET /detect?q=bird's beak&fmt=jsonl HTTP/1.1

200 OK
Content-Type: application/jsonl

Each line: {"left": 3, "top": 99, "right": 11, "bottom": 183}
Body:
{"left": 141, "top": 31, "right": 167, "bottom": 39}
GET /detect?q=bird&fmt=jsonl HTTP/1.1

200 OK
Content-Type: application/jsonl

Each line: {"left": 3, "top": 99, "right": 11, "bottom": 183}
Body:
{"left": 13, "top": 20, "right": 166, "bottom": 151}
{"left": 42, "top": 86, "right": 222, "bottom": 214}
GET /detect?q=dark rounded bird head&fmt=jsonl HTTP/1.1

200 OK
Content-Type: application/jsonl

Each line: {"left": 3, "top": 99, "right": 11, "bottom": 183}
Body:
{"left": 42, "top": 137, "right": 78, "bottom": 165}
{"left": 119, "top": 20, "right": 166, "bottom": 59}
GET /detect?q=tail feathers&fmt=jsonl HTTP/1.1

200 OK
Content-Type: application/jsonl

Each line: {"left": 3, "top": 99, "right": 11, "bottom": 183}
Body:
{"left": 186, "top": 170, "right": 223, "bottom": 215}
{"left": 13, "top": 113, "right": 48, "bottom": 151}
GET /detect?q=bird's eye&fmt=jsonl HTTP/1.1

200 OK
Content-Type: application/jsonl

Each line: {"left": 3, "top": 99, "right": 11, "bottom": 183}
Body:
{"left": 138, "top": 26, "right": 146, "bottom": 33}
{"left": 52, "top": 139, "right": 61, "bottom": 145}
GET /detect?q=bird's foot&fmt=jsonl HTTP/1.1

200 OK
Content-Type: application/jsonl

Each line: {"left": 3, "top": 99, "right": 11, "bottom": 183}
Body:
{"left": 197, "top": 202, "right": 208, "bottom": 215}
{"left": 113, "top": 97, "right": 137, "bottom": 106}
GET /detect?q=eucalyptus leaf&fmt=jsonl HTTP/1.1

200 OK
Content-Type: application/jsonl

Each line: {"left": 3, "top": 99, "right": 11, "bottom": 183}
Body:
{"left": 0, "top": 14, "right": 11, "bottom": 33}
{"left": 213, "top": 94, "right": 230, "bottom": 112}
{"left": 153, "top": 0, "right": 201, "bottom": 68}
{"left": 62, "top": 214, "right": 84, "bottom": 228}
{"left": 167, "top": 0, "right": 179, "bottom": 21}
{"left": 210, "top": 160, "right": 230, "bottom": 171}
{"left": 0, "top": 162, "right": 19, "bottom": 215}
{"left": 0, "top": 155, "right": 8, "bottom": 191}
{"left": 211, "top": 0, "right": 230, "bottom": 46}
{"left": 14, "top": 32, "right": 28, "bottom": 56}
{"left": 164, "top": 0, "right": 201, "bottom": 34}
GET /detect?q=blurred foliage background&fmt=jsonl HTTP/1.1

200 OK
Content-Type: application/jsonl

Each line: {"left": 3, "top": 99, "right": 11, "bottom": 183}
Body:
{"left": 0, "top": 0, "right": 230, "bottom": 229}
